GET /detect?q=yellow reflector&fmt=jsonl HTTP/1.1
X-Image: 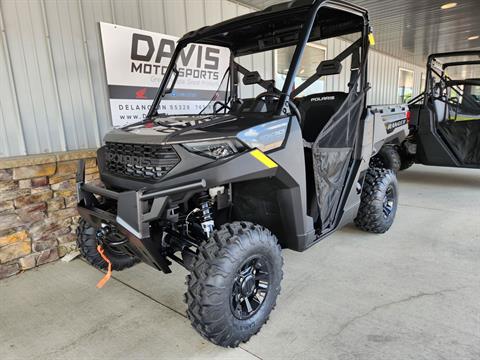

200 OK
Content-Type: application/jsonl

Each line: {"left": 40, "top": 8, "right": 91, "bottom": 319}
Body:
{"left": 249, "top": 149, "right": 278, "bottom": 169}
{"left": 368, "top": 33, "right": 375, "bottom": 46}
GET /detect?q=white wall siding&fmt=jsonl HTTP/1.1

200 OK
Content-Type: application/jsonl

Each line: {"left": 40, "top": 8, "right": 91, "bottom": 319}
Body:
{"left": 0, "top": 0, "right": 422, "bottom": 158}
{"left": 0, "top": 3, "right": 26, "bottom": 157}
{"left": 365, "top": 46, "right": 424, "bottom": 105}
{"left": 316, "top": 37, "right": 424, "bottom": 105}
{"left": 80, "top": 0, "right": 115, "bottom": 144}
{"left": 1, "top": 0, "right": 66, "bottom": 155}
{"left": 0, "top": 0, "right": 269, "bottom": 157}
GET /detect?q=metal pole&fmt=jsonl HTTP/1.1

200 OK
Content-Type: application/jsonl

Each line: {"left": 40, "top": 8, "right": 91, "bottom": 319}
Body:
{"left": 147, "top": 45, "right": 183, "bottom": 118}
{"left": 275, "top": 0, "right": 324, "bottom": 115}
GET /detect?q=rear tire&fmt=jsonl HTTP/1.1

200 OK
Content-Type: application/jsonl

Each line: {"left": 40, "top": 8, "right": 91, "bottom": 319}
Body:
{"left": 185, "top": 221, "right": 283, "bottom": 347}
{"left": 370, "top": 145, "right": 401, "bottom": 172}
{"left": 399, "top": 146, "right": 415, "bottom": 170}
{"left": 355, "top": 168, "right": 398, "bottom": 234}
{"left": 76, "top": 219, "right": 138, "bottom": 271}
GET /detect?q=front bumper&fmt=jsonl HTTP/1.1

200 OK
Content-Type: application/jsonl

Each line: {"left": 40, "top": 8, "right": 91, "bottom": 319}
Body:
{"left": 76, "top": 159, "right": 206, "bottom": 272}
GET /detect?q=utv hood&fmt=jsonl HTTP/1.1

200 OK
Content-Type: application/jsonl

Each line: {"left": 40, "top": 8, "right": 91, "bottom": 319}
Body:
{"left": 105, "top": 114, "right": 242, "bottom": 145}
{"left": 104, "top": 113, "right": 291, "bottom": 149}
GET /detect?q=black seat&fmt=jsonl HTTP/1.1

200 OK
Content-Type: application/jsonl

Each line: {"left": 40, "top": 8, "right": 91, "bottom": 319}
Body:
{"left": 295, "top": 92, "right": 348, "bottom": 142}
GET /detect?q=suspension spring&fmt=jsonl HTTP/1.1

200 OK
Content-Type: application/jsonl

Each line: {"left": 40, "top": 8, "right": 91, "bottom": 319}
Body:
{"left": 198, "top": 192, "right": 214, "bottom": 238}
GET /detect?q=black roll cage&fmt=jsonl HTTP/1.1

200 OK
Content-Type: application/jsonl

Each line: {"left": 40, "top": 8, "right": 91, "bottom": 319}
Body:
{"left": 411, "top": 50, "right": 480, "bottom": 106}
{"left": 213, "top": 36, "right": 364, "bottom": 114}
{"left": 147, "top": 0, "right": 370, "bottom": 119}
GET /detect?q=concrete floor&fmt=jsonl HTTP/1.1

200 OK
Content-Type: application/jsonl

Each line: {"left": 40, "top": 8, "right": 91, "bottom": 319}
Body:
{"left": 1, "top": 165, "right": 480, "bottom": 360}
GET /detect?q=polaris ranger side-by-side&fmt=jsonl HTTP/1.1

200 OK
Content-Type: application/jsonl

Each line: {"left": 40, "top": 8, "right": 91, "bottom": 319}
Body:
{"left": 403, "top": 50, "right": 480, "bottom": 169}
{"left": 376, "top": 50, "right": 480, "bottom": 171}
{"left": 77, "top": 0, "right": 404, "bottom": 347}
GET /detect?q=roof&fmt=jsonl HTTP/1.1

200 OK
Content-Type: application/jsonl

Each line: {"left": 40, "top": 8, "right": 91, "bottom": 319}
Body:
{"left": 237, "top": 0, "right": 480, "bottom": 67}
{"left": 179, "top": 0, "right": 368, "bottom": 56}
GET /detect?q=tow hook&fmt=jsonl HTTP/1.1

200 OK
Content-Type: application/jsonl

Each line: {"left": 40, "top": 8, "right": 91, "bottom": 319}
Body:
{"left": 96, "top": 223, "right": 111, "bottom": 243}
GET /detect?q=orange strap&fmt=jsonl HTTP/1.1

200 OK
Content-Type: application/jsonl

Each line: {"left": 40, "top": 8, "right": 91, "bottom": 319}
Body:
{"left": 96, "top": 245, "right": 112, "bottom": 288}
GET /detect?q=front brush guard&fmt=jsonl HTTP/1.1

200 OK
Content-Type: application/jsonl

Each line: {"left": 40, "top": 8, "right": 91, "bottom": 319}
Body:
{"left": 76, "top": 159, "right": 206, "bottom": 272}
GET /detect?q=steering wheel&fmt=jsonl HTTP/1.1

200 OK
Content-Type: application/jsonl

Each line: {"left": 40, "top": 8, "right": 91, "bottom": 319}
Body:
{"left": 253, "top": 92, "right": 302, "bottom": 121}
{"left": 213, "top": 101, "right": 231, "bottom": 114}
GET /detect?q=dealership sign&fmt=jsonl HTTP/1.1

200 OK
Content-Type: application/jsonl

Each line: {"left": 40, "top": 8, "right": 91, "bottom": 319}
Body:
{"left": 100, "top": 22, "right": 229, "bottom": 127}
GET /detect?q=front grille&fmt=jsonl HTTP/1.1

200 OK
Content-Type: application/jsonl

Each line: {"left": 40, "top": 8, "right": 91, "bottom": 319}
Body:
{"left": 105, "top": 142, "right": 180, "bottom": 181}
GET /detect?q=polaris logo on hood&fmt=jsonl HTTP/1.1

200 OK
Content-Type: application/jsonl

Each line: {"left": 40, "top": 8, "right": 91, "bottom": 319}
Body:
{"left": 311, "top": 96, "right": 335, "bottom": 102}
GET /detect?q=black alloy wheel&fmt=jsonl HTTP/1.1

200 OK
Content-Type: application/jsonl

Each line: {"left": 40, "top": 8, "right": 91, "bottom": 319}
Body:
{"left": 354, "top": 168, "right": 399, "bottom": 233}
{"left": 231, "top": 256, "right": 271, "bottom": 320}
{"left": 186, "top": 222, "right": 283, "bottom": 347}
{"left": 383, "top": 185, "right": 395, "bottom": 219}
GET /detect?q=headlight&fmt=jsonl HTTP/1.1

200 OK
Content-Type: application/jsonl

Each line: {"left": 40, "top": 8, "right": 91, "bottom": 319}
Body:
{"left": 182, "top": 139, "right": 245, "bottom": 159}
{"left": 236, "top": 118, "right": 289, "bottom": 152}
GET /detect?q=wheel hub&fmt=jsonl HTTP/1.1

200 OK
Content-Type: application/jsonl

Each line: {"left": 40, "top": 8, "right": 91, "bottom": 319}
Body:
{"left": 241, "top": 275, "right": 256, "bottom": 297}
{"left": 231, "top": 256, "right": 271, "bottom": 320}
{"left": 383, "top": 185, "right": 395, "bottom": 218}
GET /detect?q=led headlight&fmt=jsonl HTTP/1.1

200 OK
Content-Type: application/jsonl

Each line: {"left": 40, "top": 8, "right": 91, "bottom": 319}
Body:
{"left": 183, "top": 139, "right": 245, "bottom": 159}
{"left": 237, "top": 118, "right": 289, "bottom": 152}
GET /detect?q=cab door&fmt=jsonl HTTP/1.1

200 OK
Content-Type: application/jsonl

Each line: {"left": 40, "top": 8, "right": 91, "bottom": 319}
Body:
{"left": 435, "top": 82, "right": 480, "bottom": 166}
{"left": 312, "top": 89, "right": 364, "bottom": 231}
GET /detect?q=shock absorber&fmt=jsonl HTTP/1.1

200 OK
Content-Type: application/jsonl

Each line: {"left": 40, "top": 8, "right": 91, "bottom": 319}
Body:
{"left": 198, "top": 192, "right": 215, "bottom": 238}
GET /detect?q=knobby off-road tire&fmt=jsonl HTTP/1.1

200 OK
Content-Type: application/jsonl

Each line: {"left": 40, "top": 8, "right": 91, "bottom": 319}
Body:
{"left": 76, "top": 219, "right": 138, "bottom": 271}
{"left": 370, "top": 145, "right": 401, "bottom": 172}
{"left": 355, "top": 168, "right": 398, "bottom": 234}
{"left": 185, "top": 222, "right": 283, "bottom": 347}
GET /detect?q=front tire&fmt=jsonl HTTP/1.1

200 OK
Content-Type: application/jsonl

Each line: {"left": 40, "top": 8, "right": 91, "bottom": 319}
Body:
{"left": 355, "top": 168, "right": 398, "bottom": 234}
{"left": 185, "top": 222, "right": 283, "bottom": 347}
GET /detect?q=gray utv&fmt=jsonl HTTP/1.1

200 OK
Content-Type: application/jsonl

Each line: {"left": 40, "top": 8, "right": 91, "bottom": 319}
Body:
{"left": 404, "top": 50, "right": 480, "bottom": 169}
{"left": 77, "top": 0, "right": 402, "bottom": 347}
{"left": 372, "top": 50, "right": 480, "bottom": 171}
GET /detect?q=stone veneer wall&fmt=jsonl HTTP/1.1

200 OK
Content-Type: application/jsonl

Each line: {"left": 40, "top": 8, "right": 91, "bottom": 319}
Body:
{"left": 0, "top": 150, "right": 99, "bottom": 279}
